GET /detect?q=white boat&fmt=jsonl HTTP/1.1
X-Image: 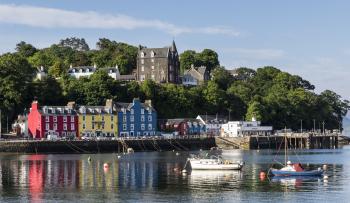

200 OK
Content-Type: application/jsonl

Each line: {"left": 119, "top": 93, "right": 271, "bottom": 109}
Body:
{"left": 188, "top": 155, "right": 244, "bottom": 170}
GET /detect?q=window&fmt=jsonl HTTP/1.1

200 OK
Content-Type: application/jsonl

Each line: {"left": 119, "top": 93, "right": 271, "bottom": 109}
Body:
{"left": 63, "top": 116, "right": 67, "bottom": 122}
{"left": 63, "top": 123, "right": 67, "bottom": 130}
{"left": 123, "top": 116, "right": 127, "bottom": 122}
{"left": 151, "top": 59, "right": 154, "bottom": 63}
{"left": 141, "top": 59, "right": 144, "bottom": 64}
{"left": 170, "top": 65, "right": 173, "bottom": 71}
{"left": 148, "top": 124, "right": 152, "bottom": 130}
{"left": 71, "top": 116, "right": 74, "bottom": 122}
{"left": 111, "top": 115, "right": 114, "bottom": 121}
{"left": 123, "top": 124, "right": 127, "bottom": 130}
{"left": 71, "top": 123, "right": 75, "bottom": 131}
{"left": 141, "top": 66, "right": 144, "bottom": 72}
{"left": 102, "top": 116, "right": 104, "bottom": 121}
{"left": 53, "top": 116, "right": 57, "bottom": 122}
{"left": 148, "top": 109, "right": 152, "bottom": 114}
{"left": 140, "top": 75, "right": 145, "bottom": 81}
{"left": 151, "top": 51, "right": 155, "bottom": 57}
{"left": 130, "top": 115, "right": 134, "bottom": 122}
{"left": 102, "top": 123, "right": 104, "bottom": 129}
{"left": 141, "top": 124, "right": 145, "bottom": 130}
{"left": 151, "top": 74, "right": 155, "bottom": 80}
{"left": 141, "top": 115, "right": 145, "bottom": 122}
{"left": 83, "top": 115, "right": 85, "bottom": 121}
{"left": 45, "top": 116, "right": 49, "bottom": 122}
{"left": 141, "top": 52, "right": 145, "bottom": 58}
{"left": 130, "top": 124, "right": 134, "bottom": 131}
{"left": 111, "top": 123, "right": 114, "bottom": 129}
{"left": 151, "top": 65, "right": 154, "bottom": 70}
{"left": 45, "top": 123, "right": 49, "bottom": 130}
{"left": 92, "top": 116, "right": 94, "bottom": 121}
{"left": 148, "top": 116, "right": 152, "bottom": 122}
{"left": 130, "top": 109, "right": 134, "bottom": 114}
{"left": 170, "top": 74, "right": 173, "bottom": 82}
{"left": 141, "top": 109, "right": 144, "bottom": 114}
{"left": 92, "top": 124, "right": 95, "bottom": 129}
{"left": 83, "top": 124, "right": 85, "bottom": 129}
{"left": 53, "top": 123, "right": 57, "bottom": 130}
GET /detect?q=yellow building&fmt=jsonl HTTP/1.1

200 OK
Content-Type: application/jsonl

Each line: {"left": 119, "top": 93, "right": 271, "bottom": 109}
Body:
{"left": 77, "top": 99, "right": 118, "bottom": 138}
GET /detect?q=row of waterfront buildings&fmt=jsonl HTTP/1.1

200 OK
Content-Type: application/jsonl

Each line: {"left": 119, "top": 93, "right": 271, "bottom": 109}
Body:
{"left": 13, "top": 99, "right": 272, "bottom": 139}
{"left": 36, "top": 41, "right": 232, "bottom": 86}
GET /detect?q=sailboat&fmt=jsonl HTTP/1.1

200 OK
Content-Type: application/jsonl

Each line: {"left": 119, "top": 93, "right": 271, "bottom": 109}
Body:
{"left": 269, "top": 129, "right": 323, "bottom": 177}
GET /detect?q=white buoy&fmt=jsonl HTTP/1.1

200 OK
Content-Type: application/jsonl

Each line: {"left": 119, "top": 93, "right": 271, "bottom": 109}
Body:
{"left": 323, "top": 164, "right": 328, "bottom": 170}
{"left": 176, "top": 152, "right": 180, "bottom": 156}
{"left": 182, "top": 169, "right": 187, "bottom": 173}
{"left": 117, "top": 155, "right": 121, "bottom": 159}
{"left": 323, "top": 175, "right": 328, "bottom": 179}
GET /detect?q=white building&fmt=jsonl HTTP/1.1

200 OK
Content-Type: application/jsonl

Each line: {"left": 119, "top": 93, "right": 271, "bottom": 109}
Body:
{"left": 68, "top": 65, "right": 97, "bottom": 79}
{"left": 12, "top": 115, "right": 28, "bottom": 137}
{"left": 35, "top": 66, "right": 47, "bottom": 80}
{"left": 196, "top": 115, "right": 227, "bottom": 136}
{"left": 182, "top": 65, "right": 210, "bottom": 86}
{"left": 221, "top": 118, "right": 273, "bottom": 137}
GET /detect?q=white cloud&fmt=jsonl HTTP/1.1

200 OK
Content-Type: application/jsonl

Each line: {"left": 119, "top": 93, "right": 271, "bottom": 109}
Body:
{"left": 0, "top": 4, "right": 240, "bottom": 36}
{"left": 224, "top": 48, "right": 285, "bottom": 60}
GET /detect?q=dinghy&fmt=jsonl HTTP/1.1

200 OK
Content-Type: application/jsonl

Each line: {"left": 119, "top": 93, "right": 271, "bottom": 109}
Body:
{"left": 188, "top": 155, "right": 244, "bottom": 170}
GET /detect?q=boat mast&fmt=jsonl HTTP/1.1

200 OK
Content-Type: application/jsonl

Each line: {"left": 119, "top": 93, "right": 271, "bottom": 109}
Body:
{"left": 284, "top": 126, "right": 287, "bottom": 165}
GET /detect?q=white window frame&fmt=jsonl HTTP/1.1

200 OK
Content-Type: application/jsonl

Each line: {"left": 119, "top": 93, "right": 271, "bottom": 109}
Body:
{"left": 141, "top": 109, "right": 144, "bottom": 114}
{"left": 148, "top": 124, "right": 152, "bottom": 130}
{"left": 141, "top": 59, "right": 144, "bottom": 64}
{"left": 130, "top": 115, "right": 134, "bottom": 122}
{"left": 71, "top": 123, "right": 75, "bottom": 131}
{"left": 130, "top": 109, "right": 134, "bottom": 114}
{"left": 141, "top": 115, "right": 145, "bottom": 122}
{"left": 71, "top": 116, "right": 74, "bottom": 122}
{"left": 148, "top": 115, "right": 152, "bottom": 122}
{"left": 53, "top": 123, "right": 57, "bottom": 130}
{"left": 141, "top": 124, "right": 145, "bottom": 130}
{"left": 151, "top": 65, "right": 154, "bottom": 70}
{"left": 45, "top": 116, "right": 49, "bottom": 122}
{"left": 123, "top": 115, "right": 127, "bottom": 122}
{"left": 63, "top": 123, "right": 67, "bottom": 130}
{"left": 63, "top": 116, "right": 67, "bottom": 123}
{"left": 45, "top": 123, "right": 49, "bottom": 130}
{"left": 141, "top": 66, "right": 144, "bottom": 72}
{"left": 53, "top": 116, "right": 57, "bottom": 122}
{"left": 130, "top": 124, "right": 134, "bottom": 131}
{"left": 123, "top": 124, "right": 127, "bottom": 130}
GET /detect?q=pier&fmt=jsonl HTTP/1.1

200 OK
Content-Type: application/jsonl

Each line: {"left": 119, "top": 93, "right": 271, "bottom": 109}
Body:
{"left": 0, "top": 137, "right": 216, "bottom": 153}
{"left": 216, "top": 132, "right": 341, "bottom": 150}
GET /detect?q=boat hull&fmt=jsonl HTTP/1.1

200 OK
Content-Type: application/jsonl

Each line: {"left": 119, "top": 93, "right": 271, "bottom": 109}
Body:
{"left": 189, "top": 159, "right": 243, "bottom": 170}
{"left": 270, "top": 169, "right": 323, "bottom": 176}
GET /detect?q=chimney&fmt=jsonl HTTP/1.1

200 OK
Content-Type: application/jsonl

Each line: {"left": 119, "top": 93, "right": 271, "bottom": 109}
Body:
{"left": 67, "top": 101, "right": 76, "bottom": 109}
{"left": 252, "top": 116, "right": 257, "bottom": 122}
{"left": 40, "top": 66, "right": 44, "bottom": 72}
{"left": 105, "top": 99, "right": 113, "bottom": 109}
{"left": 144, "top": 100, "right": 152, "bottom": 107}
{"left": 115, "top": 64, "right": 118, "bottom": 69}
{"left": 93, "top": 63, "right": 97, "bottom": 68}
{"left": 70, "top": 64, "right": 73, "bottom": 69}
{"left": 31, "top": 101, "right": 39, "bottom": 111}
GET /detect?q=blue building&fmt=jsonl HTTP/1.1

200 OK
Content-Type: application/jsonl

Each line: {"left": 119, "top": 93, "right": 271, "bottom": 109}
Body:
{"left": 117, "top": 98, "right": 157, "bottom": 137}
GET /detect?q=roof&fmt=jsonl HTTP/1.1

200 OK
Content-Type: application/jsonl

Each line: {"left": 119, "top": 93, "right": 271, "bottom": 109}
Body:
{"left": 183, "top": 65, "right": 208, "bottom": 81}
{"left": 100, "top": 67, "right": 119, "bottom": 73}
{"left": 197, "top": 115, "right": 228, "bottom": 124}
{"left": 119, "top": 75, "right": 136, "bottom": 80}
{"left": 77, "top": 105, "right": 114, "bottom": 114}
{"left": 115, "top": 100, "right": 155, "bottom": 112}
{"left": 139, "top": 47, "right": 170, "bottom": 58}
{"left": 40, "top": 106, "right": 77, "bottom": 115}
{"left": 68, "top": 66, "right": 96, "bottom": 73}
{"left": 227, "top": 69, "right": 238, "bottom": 76}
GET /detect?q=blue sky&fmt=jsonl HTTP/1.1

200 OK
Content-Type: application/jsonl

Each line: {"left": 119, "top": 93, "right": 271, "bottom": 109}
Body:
{"left": 0, "top": 0, "right": 349, "bottom": 102}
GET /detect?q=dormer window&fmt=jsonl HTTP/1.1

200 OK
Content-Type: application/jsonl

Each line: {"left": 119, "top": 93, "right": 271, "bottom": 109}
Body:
{"left": 51, "top": 108, "right": 55, "bottom": 114}
{"left": 72, "top": 69, "right": 75, "bottom": 73}
{"left": 79, "top": 69, "right": 83, "bottom": 73}
{"left": 150, "top": 51, "right": 155, "bottom": 57}
{"left": 81, "top": 107, "right": 86, "bottom": 114}
{"left": 141, "top": 52, "right": 145, "bottom": 58}
{"left": 86, "top": 69, "right": 90, "bottom": 73}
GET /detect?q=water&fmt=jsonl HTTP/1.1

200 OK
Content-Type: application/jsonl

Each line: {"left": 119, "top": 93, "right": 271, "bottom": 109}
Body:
{"left": 0, "top": 146, "right": 350, "bottom": 203}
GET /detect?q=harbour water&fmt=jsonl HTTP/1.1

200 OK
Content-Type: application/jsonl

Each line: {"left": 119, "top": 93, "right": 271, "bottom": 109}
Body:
{"left": 0, "top": 146, "right": 349, "bottom": 202}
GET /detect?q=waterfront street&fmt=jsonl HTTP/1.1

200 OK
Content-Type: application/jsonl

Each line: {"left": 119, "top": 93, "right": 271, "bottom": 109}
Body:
{"left": 0, "top": 147, "right": 349, "bottom": 202}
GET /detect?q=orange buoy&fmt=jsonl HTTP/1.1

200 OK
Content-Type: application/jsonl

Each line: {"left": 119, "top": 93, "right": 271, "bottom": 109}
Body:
{"left": 104, "top": 163, "right": 109, "bottom": 168}
{"left": 259, "top": 171, "right": 266, "bottom": 180}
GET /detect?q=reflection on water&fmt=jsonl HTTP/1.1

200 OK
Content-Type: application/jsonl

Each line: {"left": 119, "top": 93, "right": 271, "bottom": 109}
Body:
{"left": 0, "top": 147, "right": 348, "bottom": 202}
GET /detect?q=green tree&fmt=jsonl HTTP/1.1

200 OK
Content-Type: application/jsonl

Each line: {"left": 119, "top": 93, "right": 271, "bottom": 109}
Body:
{"left": 211, "top": 66, "right": 234, "bottom": 90}
{"left": 180, "top": 50, "right": 198, "bottom": 73}
{"left": 59, "top": 37, "right": 90, "bottom": 51}
{"left": 197, "top": 49, "right": 219, "bottom": 72}
{"left": 15, "top": 41, "right": 38, "bottom": 57}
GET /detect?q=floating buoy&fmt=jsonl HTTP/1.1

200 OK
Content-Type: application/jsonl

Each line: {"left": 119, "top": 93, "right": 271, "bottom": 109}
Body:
{"left": 199, "top": 149, "right": 202, "bottom": 151}
{"left": 323, "top": 175, "right": 328, "bottom": 179}
{"left": 259, "top": 171, "right": 266, "bottom": 180}
{"left": 172, "top": 150, "right": 175, "bottom": 152}
{"left": 323, "top": 164, "right": 328, "bottom": 170}
{"left": 176, "top": 152, "right": 180, "bottom": 156}
{"left": 117, "top": 155, "right": 121, "bottom": 159}
{"left": 182, "top": 169, "right": 187, "bottom": 173}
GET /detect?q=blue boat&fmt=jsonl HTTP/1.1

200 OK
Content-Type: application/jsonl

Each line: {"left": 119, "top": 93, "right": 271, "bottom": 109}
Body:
{"left": 270, "top": 167, "right": 323, "bottom": 177}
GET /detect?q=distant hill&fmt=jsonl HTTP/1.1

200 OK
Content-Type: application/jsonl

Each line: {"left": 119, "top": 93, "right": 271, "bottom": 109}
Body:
{"left": 343, "top": 116, "right": 350, "bottom": 136}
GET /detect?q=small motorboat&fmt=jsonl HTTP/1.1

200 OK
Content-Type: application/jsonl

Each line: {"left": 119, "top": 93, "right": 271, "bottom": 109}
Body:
{"left": 188, "top": 155, "right": 244, "bottom": 170}
{"left": 270, "top": 161, "right": 323, "bottom": 176}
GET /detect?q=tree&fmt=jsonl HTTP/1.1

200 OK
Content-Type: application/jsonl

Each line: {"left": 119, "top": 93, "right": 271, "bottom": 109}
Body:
{"left": 197, "top": 49, "right": 219, "bottom": 72}
{"left": 0, "top": 53, "right": 35, "bottom": 122}
{"left": 84, "top": 70, "right": 116, "bottom": 105}
{"left": 48, "top": 60, "right": 65, "bottom": 78}
{"left": 15, "top": 41, "right": 37, "bottom": 57}
{"left": 180, "top": 50, "right": 198, "bottom": 73}
{"left": 246, "top": 100, "right": 265, "bottom": 121}
{"left": 59, "top": 37, "right": 90, "bottom": 51}
{"left": 235, "top": 67, "right": 256, "bottom": 81}
{"left": 211, "top": 66, "right": 234, "bottom": 90}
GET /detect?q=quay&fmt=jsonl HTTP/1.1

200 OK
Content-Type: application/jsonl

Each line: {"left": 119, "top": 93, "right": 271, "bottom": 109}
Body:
{"left": 0, "top": 137, "right": 216, "bottom": 153}
{"left": 216, "top": 132, "right": 343, "bottom": 150}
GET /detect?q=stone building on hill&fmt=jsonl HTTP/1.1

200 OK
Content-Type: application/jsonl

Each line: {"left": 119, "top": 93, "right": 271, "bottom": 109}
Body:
{"left": 136, "top": 41, "right": 180, "bottom": 83}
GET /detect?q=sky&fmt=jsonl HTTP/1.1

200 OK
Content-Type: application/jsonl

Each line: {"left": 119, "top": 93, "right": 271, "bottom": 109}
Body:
{"left": 0, "top": 0, "right": 349, "bottom": 102}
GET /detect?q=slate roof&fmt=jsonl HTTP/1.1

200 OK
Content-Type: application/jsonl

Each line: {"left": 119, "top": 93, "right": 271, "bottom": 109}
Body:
{"left": 77, "top": 105, "right": 115, "bottom": 114}
{"left": 197, "top": 115, "right": 227, "bottom": 124}
{"left": 183, "top": 65, "right": 208, "bottom": 81}
{"left": 138, "top": 47, "right": 170, "bottom": 58}
{"left": 68, "top": 66, "right": 96, "bottom": 73}
{"left": 40, "top": 106, "right": 77, "bottom": 115}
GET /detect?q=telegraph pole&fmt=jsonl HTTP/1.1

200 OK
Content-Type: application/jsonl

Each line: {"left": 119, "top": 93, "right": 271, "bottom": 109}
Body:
{"left": 322, "top": 121, "right": 325, "bottom": 134}
{"left": 313, "top": 119, "right": 316, "bottom": 133}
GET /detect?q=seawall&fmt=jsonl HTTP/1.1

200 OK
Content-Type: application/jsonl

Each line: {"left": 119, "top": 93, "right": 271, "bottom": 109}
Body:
{"left": 0, "top": 137, "right": 216, "bottom": 153}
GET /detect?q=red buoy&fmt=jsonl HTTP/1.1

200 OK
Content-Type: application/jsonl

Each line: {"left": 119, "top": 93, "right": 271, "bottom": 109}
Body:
{"left": 259, "top": 171, "right": 266, "bottom": 180}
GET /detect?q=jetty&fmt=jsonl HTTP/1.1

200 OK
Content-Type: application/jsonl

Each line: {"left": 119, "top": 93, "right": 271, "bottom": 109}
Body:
{"left": 216, "top": 132, "right": 341, "bottom": 150}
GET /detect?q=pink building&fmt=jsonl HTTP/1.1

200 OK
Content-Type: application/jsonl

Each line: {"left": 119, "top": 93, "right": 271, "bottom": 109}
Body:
{"left": 28, "top": 101, "right": 78, "bottom": 139}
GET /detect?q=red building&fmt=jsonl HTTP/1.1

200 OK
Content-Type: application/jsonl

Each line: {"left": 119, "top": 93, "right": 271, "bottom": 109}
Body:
{"left": 28, "top": 101, "right": 78, "bottom": 139}
{"left": 159, "top": 119, "right": 188, "bottom": 135}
